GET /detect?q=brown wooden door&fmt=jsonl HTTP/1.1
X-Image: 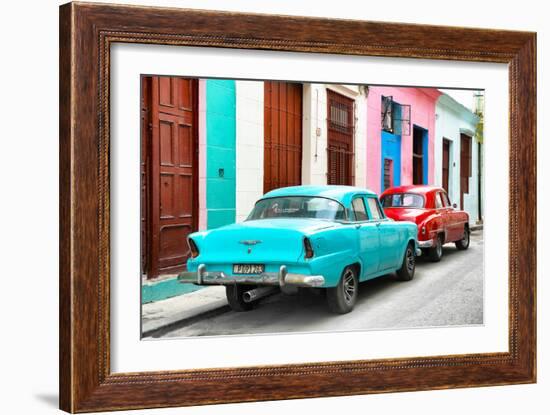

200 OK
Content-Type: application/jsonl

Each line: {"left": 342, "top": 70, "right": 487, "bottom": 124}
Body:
{"left": 264, "top": 81, "right": 303, "bottom": 193}
{"left": 143, "top": 76, "right": 198, "bottom": 278}
{"left": 327, "top": 90, "right": 354, "bottom": 185}
{"left": 442, "top": 139, "right": 450, "bottom": 193}
{"left": 460, "top": 133, "right": 472, "bottom": 210}
{"left": 141, "top": 76, "right": 152, "bottom": 275}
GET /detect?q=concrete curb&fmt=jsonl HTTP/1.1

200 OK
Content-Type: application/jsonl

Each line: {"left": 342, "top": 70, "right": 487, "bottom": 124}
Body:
{"left": 143, "top": 304, "right": 231, "bottom": 338}
{"left": 470, "top": 224, "right": 483, "bottom": 231}
{"left": 141, "top": 286, "right": 229, "bottom": 337}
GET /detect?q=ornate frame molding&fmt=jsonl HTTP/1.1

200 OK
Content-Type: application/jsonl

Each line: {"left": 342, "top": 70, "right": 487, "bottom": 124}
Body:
{"left": 60, "top": 2, "right": 536, "bottom": 412}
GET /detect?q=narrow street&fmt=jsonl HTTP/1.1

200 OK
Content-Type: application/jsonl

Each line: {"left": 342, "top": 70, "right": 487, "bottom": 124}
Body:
{"left": 145, "top": 230, "right": 483, "bottom": 339}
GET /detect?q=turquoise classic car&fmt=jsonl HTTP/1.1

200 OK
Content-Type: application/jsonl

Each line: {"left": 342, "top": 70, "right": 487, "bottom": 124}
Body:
{"left": 178, "top": 185, "right": 419, "bottom": 314}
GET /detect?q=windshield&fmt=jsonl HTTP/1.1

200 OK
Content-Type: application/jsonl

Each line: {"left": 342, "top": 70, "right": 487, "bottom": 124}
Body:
{"left": 247, "top": 196, "right": 346, "bottom": 221}
{"left": 381, "top": 193, "right": 424, "bottom": 208}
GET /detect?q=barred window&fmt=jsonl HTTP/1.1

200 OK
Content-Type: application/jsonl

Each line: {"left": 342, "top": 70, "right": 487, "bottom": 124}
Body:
{"left": 381, "top": 95, "right": 411, "bottom": 136}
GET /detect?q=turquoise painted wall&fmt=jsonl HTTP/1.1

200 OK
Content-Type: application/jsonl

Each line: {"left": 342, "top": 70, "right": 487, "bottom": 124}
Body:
{"left": 142, "top": 278, "right": 202, "bottom": 304}
{"left": 206, "top": 80, "right": 236, "bottom": 229}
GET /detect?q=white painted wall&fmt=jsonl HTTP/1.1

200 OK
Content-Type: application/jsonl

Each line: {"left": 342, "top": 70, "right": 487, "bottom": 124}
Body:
{"left": 235, "top": 80, "right": 264, "bottom": 222}
{"left": 237, "top": 82, "right": 367, "bottom": 223}
{"left": 302, "top": 84, "right": 368, "bottom": 186}
{"left": 435, "top": 94, "right": 481, "bottom": 224}
{"left": 302, "top": 84, "right": 328, "bottom": 185}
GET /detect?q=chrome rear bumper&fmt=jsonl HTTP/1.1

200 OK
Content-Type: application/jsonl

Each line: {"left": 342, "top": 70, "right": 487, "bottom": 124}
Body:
{"left": 418, "top": 240, "right": 434, "bottom": 248}
{"left": 178, "top": 264, "right": 325, "bottom": 288}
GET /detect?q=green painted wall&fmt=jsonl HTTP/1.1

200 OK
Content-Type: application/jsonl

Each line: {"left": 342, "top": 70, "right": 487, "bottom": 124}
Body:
{"left": 206, "top": 80, "right": 236, "bottom": 229}
{"left": 142, "top": 277, "right": 202, "bottom": 304}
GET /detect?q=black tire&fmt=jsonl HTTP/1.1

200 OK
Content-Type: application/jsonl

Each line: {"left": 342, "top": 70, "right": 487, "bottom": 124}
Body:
{"left": 455, "top": 225, "right": 470, "bottom": 250}
{"left": 225, "top": 284, "right": 255, "bottom": 312}
{"left": 327, "top": 266, "right": 358, "bottom": 314}
{"left": 396, "top": 242, "right": 416, "bottom": 281}
{"left": 428, "top": 234, "right": 443, "bottom": 262}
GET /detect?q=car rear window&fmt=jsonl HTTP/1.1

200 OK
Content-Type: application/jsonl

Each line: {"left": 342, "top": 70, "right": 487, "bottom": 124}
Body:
{"left": 381, "top": 193, "right": 424, "bottom": 208}
{"left": 247, "top": 196, "right": 346, "bottom": 221}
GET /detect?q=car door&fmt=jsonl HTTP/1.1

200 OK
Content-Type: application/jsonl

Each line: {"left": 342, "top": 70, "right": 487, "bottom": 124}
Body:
{"left": 365, "top": 196, "right": 402, "bottom": 271}
{"left": 351, "top": 196, "right": 379, "bottom": 278}
{"left": 440, "top": 191, "right": 460, "bottom": 241}
{"left": 433, "top": 191, "right": 450, "bottom": 243}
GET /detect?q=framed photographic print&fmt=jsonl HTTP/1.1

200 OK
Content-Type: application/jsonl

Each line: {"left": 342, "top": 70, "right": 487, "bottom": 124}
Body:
{"left": 59, "top": 2, "right": 536, "bottom": 412}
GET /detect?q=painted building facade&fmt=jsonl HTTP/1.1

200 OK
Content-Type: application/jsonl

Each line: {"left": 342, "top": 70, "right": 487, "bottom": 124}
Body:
{"left": 434, "top": 93, "right": 481, "bottom": 225}
{"left": 366, "top": 86, "right": 441, "bottom": 195}
{"left": 207, "top": 81, "right": 369, "bottom": 225}
{"left": 140, "top": 77, "right": 482, "bottom": 302}
{"left": 140, "top": 76, "right": 368, "bottom": 296}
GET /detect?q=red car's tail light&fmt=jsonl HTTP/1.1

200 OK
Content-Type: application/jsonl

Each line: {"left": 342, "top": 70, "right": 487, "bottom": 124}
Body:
{"left": 188, "top": 238, "right": 199, "bottom": 258}
{"left": 304, "top": 237, "right": 314, "bottom": 259}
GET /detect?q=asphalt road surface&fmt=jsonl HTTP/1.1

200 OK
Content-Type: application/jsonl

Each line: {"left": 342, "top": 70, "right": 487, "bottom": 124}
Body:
{"left": 155, "top": 230, "right": 483, "bottom": 338}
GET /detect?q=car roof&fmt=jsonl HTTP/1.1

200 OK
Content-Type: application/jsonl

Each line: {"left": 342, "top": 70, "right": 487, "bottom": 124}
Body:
{"left": 261, "top": 185, "right": 377, "bottom": 205}
{"left": 380, "top": 184, "right": 443, "bottom": 196}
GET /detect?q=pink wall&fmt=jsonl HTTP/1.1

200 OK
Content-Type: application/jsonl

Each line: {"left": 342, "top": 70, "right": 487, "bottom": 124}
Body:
{"left": 366, "top": 86, "right": 441, "bottom": 194}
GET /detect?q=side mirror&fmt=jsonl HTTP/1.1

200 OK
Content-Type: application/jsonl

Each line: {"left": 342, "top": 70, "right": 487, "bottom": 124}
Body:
{"left": 452, "top": 203, "right": 457, "bottom": 208}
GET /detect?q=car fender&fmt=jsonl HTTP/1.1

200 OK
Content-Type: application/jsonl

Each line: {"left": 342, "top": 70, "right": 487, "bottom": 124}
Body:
{"left": 306, "top": 226, "right": 362, "bottom": 287}
{"left": 418, "top": 214, "right": 445, "bottom": 241}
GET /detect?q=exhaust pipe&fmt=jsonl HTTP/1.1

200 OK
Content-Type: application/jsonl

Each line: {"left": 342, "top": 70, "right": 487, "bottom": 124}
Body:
{"left": 243, "top": 286, "right": 278, "bottom": 303}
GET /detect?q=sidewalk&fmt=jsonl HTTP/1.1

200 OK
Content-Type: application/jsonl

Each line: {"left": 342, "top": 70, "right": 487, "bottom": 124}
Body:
{"left": 141, "top": 286, "right": 229, "bottom": 337}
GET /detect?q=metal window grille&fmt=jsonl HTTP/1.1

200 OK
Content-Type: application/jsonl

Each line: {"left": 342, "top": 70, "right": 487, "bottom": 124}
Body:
{"left": 394, "top": 103, "right": 411, "bottom": 136}
{"left": 383, "top": 158, "right": 393, "bottom": 190}
{"left": 381, "top": 95, "right": 393, "bottom": 132}
{"left": 327, "top": 90, "right": 355, "bottom": 185}
{"left": 381, "top": 95, "right": 411, "bottom": 136}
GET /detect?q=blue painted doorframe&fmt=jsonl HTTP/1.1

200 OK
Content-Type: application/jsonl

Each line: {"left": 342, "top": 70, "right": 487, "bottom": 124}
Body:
{"left": 381, "top": 130, "right": 402, "bottom": 191}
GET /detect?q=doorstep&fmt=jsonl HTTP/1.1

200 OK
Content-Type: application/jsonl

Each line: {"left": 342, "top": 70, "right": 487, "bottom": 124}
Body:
{"left": 141, "top": 285, "right": 228, "bottom": 335}
{"left": 142, "top": 274, "right": 204, "bottom": 304}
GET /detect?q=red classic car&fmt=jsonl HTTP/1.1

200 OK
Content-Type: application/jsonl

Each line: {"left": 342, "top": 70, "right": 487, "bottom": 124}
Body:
{"left": 380, "top": 185, "right": 470, "bottom": 262}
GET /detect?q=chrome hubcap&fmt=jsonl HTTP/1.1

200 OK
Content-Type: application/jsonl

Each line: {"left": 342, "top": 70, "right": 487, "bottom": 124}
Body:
{"left": 436, "top": 239, "right": 442, "bottom": 257}
{"left": 406, "top": 248, "right": 415, "bottom": 273}
{"left": 463, "top": 230, "right": 470, "bottom": 244}
{"left": 343, "top": 269, "right": 356, "bottom": 304}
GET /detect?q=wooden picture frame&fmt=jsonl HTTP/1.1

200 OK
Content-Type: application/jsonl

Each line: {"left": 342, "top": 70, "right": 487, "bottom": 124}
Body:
{"left": 59, "top": 2, "right": 536, "bottom": 412}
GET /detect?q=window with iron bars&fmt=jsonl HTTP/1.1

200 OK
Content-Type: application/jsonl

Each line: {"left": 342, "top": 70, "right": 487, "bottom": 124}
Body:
{"left": 381, "top": 95, "right": 411, "bottom": 136}
{"left": 327, "top": 90, "right": 355, "bottom": 185}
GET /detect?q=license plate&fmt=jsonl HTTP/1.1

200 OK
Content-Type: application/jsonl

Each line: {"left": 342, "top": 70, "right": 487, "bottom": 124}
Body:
{"left": 232, "top": 264, "right": 265, "bottom": 275}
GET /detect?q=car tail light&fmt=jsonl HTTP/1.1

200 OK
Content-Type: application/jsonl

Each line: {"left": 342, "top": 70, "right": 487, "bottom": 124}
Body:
{"left": 304, "top": 237, "right": 314, "bottom": 259}
{"left": 188, "top": 238, "right": 199, "bottom": 258}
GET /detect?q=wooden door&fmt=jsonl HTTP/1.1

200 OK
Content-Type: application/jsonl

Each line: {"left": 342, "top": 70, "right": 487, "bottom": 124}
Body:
{"left": 143, "top": 76, "right": 198, "bottom": 278}
{"left": 141, "top": 77, "right": 151, "bottom": 275}
{"left": 442, "top": 139, "right": 450, "bottom": 193}
{"left": 327, "top": 90, "right": 354, "bottom": 185}
{"left": 460, "top": 133, "right": 472, "bottom": 210}
{"left": 264, "top": 81, "right": 303, "bottom": 193}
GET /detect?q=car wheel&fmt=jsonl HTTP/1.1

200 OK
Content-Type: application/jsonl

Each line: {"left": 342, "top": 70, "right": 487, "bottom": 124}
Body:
{"left": 396, "top": 242, "right": 416, "bottom": 281}
{"left": 428, "top": 234, "right": 443, "bottom": 262}
{"left": 225, "top": 284, "right": 255, "bottom": 312}
{"left": 455, "top": 225, "right": 470, "bottom": 250}
{"left": 327, "top": 266, "right": 358, "bottom": 314}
